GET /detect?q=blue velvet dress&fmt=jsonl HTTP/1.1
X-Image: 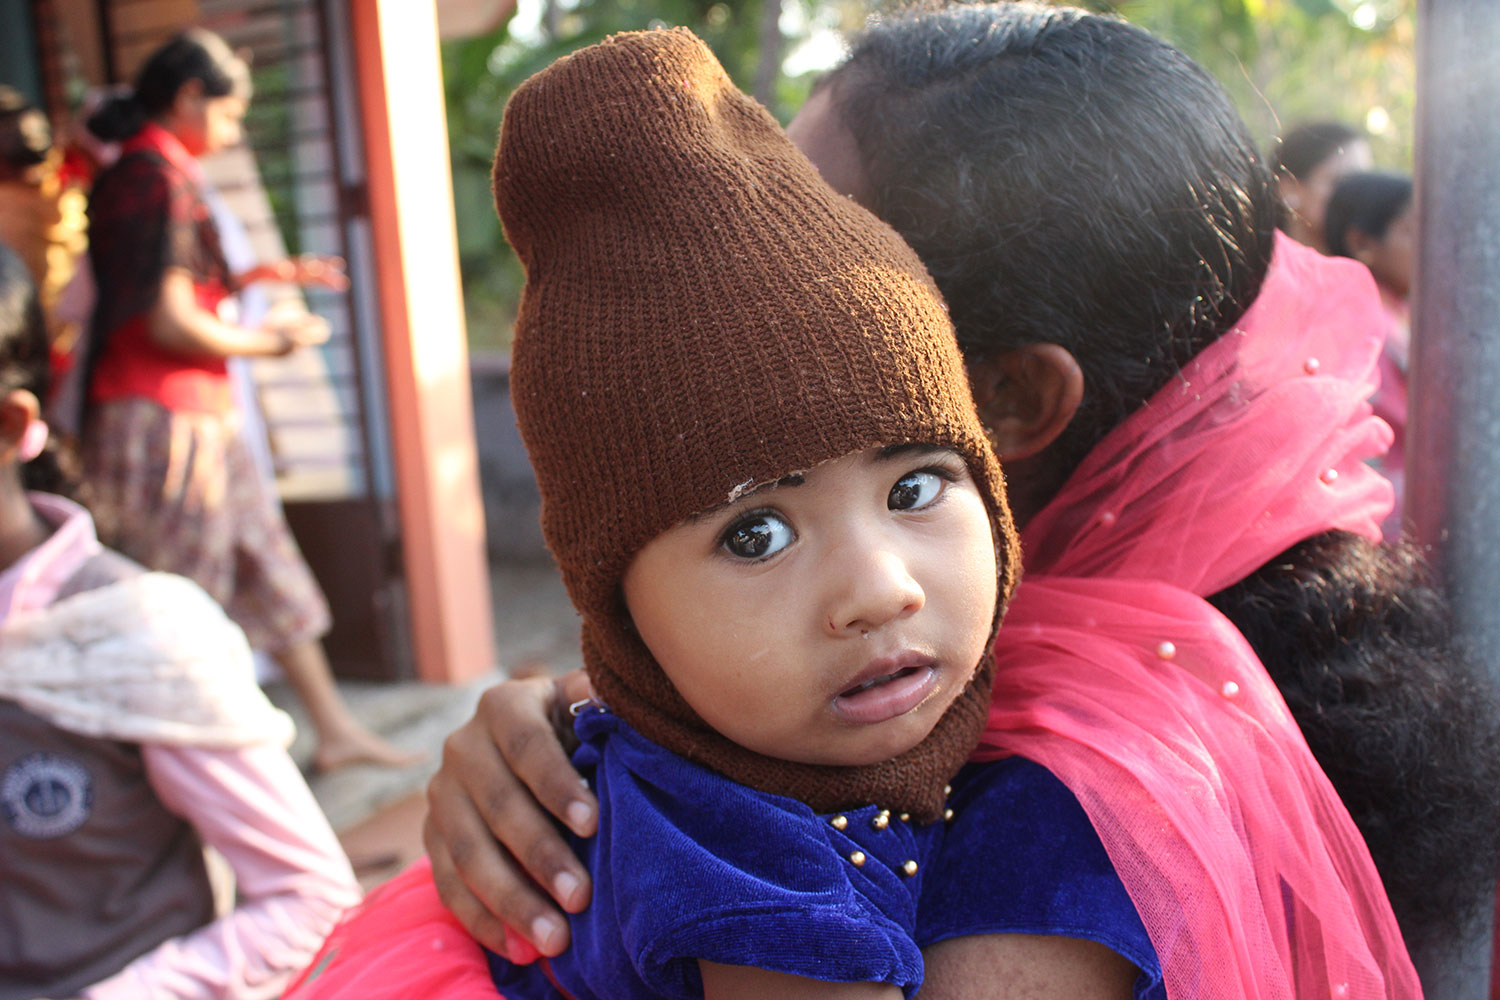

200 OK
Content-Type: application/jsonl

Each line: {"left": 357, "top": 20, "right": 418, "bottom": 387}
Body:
{"left": 920, "top": 759, "right": 1165, "bottom": 999}
{"left": 487, "top": 707, "right": 1163, "bottom": 999}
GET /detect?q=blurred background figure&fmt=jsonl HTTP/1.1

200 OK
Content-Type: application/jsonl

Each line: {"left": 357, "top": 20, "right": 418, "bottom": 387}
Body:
{"left": 0, "top": 86, "right": 57, "bottom": 293}
{"left": 78, "top": 28, "right": 419, "bottom": 771}
{"left": 0, "top": 85, "right": 88, "bottom": 370}
{"left": 1272, "top": 120, "right": 1374, "bottom": 254}
{"left": 1325, "top": 169, "right": 1415, "bottom": 540}
{"left": 46, "top": 86, "right": 128, "bottom": 418}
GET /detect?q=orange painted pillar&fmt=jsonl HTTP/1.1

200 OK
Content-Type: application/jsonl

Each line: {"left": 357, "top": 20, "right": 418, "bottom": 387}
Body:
{"left": 349, "top": 0, "right": 495, "bottom": 683}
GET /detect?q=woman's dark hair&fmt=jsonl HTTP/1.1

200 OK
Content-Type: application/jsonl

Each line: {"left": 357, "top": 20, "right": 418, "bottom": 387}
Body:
{"left": 0, "top": 244, "right": 83, "bottom": 500}
{"left": 1324, "top": 170, "right": 1413, "bottom": 259}
{"left": 1209, "top": 532, "right": 1500, "bottom": 949}
{"left": 830, "top": 2, "right": 1279, "bottom": 478}
{"left": 87, "top": 28, "right": 251, "bottom": 142}
{"left": 828, "top": 0, "right": 1500, "bottom": 949}
{"left": 1272, "top": 120, "right": 1366, "bottom": 182}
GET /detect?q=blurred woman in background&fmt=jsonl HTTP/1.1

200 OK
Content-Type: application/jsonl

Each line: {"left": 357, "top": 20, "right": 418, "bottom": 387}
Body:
{"left": 80, "top": 28, "right": 416, "bottom": 770}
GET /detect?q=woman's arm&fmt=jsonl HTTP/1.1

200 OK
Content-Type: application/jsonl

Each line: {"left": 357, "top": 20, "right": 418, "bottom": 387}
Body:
{"left": 80, "top": 742, "right": 362, "bottom": 1000}
{"left": 700, "top": 963, "right": 903, "bottom": 1000}
{"left": 422, "top": 670, "right": 598, "bottom": 957}
{"left": 919, "top": 934, "right": 1138, "bottom": 1000}
{"left": 147, "top": 267, "right": 328, "bottom": 359}
{"left": 234, "top": 254, "right": 349, "bottom": 291}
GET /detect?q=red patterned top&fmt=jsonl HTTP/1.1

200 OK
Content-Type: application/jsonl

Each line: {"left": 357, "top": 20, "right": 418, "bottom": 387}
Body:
{"left": 85, "top": 123, "right": 234, "bottom": 413}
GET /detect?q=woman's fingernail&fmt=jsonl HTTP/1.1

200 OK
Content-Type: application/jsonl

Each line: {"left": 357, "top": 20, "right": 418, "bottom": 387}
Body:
{"left": 533, "top": 915, "right": 566, "bottom": 954}
{"left": 566, "top": 800, "right": 594, "bottom": 832}
{"left": 554, "top": 871, "right": 581, "bottom": 905}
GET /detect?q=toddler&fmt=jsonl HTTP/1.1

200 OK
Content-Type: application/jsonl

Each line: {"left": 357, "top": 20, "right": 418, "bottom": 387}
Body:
{"left": 288, "top": 27, "right": 1018, "bottom": 1000}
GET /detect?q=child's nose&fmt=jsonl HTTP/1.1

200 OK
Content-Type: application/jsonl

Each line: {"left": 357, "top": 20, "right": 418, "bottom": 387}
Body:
{"left": 824, "top": 549, "right": 925, "bottom": 637}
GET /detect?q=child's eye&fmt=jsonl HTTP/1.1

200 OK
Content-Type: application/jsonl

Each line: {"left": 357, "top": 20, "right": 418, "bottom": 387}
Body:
{"left": 889, "top": 470, "right": 946, "bottom": 511}
{"left": 720, "top": 512, "right": 795, "bottom": 560}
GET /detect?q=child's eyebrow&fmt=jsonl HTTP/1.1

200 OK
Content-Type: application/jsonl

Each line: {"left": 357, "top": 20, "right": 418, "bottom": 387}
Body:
{"left": 686, "top": 446, "right": 957, "bottom": 524}
{"left": 876, "top": 443, "right": 955, "bottom": 461}
{"left": 686, "top": 472, "right": 806, "bottom": 523}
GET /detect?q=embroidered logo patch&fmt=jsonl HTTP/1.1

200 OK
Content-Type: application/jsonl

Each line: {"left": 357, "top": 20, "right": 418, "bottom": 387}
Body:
{"left": 1, "top": 752, "right": 94, "bottom": 838}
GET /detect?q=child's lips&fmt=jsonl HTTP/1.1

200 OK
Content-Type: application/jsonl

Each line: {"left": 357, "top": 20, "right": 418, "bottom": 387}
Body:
{"left": 832, "top": 653, "right": 939, "bottom": 724}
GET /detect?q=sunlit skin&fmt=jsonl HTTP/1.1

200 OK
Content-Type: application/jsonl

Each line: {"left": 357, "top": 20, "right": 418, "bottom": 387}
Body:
{"left": 785, "top": 86, "right": 874, "bottom": 209}
{"left": 622, "top": 445, "right": 997, "bottom": 768}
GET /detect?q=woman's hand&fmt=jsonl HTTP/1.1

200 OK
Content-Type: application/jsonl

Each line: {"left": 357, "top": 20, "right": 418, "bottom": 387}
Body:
{"left": 149, "top": 268, "right": 327, "bottom": 358}
{"left": 266, "top": 313, "right": 330, "bottom": 355}
{"left": 422, "top": 669, "right": 599, "bottom": 959}
{"left": 240, "top": 255, "right": 350, "bottom": 291}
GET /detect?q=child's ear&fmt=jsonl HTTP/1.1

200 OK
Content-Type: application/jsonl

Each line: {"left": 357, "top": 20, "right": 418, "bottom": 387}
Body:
{"left": 0, "top": 388, "right": 40, "bottom": 459}
{"left": 968, "top": 343, "right": 1083, "bottom": 463}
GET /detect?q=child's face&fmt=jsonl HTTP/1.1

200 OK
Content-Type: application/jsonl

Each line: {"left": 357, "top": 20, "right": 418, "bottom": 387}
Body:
{"left": 622, "top": 445, "right": 998, "bottom": 768}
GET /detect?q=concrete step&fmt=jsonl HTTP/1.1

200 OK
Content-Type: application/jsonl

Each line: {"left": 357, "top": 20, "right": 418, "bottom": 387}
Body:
{"left": 265, "top": 559, "right": 583, "bottom": 838}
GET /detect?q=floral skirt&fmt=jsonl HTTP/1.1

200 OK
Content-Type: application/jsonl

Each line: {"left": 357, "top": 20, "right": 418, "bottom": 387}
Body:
{"left": 83, "top": 397, "right": 331, "bottom": 653}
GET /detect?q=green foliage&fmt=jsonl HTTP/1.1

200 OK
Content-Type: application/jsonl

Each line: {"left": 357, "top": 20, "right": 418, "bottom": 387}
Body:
{"left": 1109, "top": 0, "right": 1415, "bottom": 169}
{"left": 445, "top": 0, "right": 826, "bottom": 351}
{"left": 446, "top": 0, "right": 1414, "bottom": 352}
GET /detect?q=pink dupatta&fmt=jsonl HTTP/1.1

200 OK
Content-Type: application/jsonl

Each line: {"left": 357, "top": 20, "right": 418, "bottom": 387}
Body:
{"left": 975, "top": 233, "right": 1419, "bottom": 998}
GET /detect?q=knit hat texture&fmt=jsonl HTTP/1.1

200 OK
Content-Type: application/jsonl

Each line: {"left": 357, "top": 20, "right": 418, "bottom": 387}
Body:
{"left": 494, "top": 28, "right": 1019, "bottom": 821}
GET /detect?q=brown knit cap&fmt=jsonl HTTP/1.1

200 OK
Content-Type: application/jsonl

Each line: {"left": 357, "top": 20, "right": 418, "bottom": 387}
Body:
{"left": 495, "top": 28, "right": 1019, "bottom": 821}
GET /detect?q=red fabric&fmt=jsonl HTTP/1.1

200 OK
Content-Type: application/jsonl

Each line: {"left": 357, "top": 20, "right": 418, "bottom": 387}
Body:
{"left": 88, "top": 309, "right": 232, "bottom": 413}
{"left": 86, "top": 123, "right": 232, "bottom": 414}
{"left": 283, "top": 858, "right": 511, "bottom": 999}
{"left": 56, "top": 147, "right": 99, "bottom": 192}
{"left": 976, "top": 234, "right": 1418, "bottom": 998}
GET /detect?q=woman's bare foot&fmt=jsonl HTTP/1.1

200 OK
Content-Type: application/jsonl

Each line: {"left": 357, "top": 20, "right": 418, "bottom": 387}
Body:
{"left": 313, "top": 725, "right": 427, "bottom": 773}
{"left": 271, "top": 639, "right": 428, "bottom": 772}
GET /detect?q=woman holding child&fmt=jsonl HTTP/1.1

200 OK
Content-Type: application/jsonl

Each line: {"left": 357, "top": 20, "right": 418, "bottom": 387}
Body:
{"left": 415, "top": 4, "right": 1500, "bottom": 997}
{"left": 292, "top": 6, "right": 1500, "bottom": 998}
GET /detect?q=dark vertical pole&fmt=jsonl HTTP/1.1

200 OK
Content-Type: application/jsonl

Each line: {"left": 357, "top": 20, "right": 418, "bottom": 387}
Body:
{"left": 94, "top": 0, "right": 115, "bottom": 83}
{"left": 1407, "top": 1, "right": 1500, "bottom": 996}
{"left": 752, "top": 0, "right": 784, "bottom": 110}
